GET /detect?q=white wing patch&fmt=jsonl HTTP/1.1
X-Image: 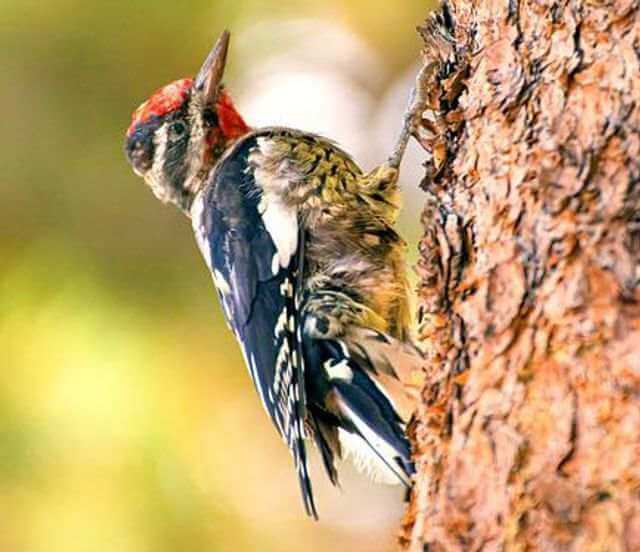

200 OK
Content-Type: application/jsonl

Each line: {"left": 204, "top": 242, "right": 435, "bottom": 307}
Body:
{"left": 259, "top": 195, "right": 298, "bottom": 273}
{"left": 251, "top": 138, "right": 299, "bottom": 274}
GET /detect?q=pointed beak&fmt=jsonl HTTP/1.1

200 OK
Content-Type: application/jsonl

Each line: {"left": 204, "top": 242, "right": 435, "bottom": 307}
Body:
{"left": 194, "top": 30, "right": 230, "bottom": 105}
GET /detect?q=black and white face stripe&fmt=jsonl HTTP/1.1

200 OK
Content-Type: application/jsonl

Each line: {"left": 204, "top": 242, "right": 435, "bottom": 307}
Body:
{"left": 125, "top": 105, "right": 195, "bottom": 210}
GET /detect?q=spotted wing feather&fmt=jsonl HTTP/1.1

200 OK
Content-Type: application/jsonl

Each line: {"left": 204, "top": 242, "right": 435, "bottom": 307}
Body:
{"left": 192, "top": 137, "right": 316, "bottom": 517}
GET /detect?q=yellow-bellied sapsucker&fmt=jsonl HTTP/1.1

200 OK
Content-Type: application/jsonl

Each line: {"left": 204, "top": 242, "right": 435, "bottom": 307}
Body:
{"left": 125, "top": 31, "right": 424, "bottom": 518}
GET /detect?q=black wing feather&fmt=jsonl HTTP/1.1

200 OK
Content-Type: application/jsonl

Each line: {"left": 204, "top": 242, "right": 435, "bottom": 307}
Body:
{"left": 193, "top": 137, "right": 317, "bottom": 518}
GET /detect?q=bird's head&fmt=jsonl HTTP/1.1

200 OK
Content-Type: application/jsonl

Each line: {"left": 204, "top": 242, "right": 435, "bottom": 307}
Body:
{"left": 125, "top": 31, "right": 249, "bottom": 213}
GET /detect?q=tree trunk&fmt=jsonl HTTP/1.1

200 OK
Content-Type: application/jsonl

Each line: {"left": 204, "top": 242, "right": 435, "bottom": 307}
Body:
{"left": 401, "top": 1, "right": 640, "bottom": 549}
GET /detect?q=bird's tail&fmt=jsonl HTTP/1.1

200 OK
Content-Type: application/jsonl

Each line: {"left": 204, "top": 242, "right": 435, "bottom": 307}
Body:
{"left": 306, "top": 337, "right": 418, "bottom": 487}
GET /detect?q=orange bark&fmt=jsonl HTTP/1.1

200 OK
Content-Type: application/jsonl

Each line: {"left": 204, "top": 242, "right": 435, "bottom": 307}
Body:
{"left": 402, "top": 1, "right": 640, "bottom": 549}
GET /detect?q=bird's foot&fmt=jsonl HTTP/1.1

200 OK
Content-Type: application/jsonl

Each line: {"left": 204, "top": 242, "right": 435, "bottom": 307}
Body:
{"left": 387, "top": 63, "right": 433, "bottom": 170}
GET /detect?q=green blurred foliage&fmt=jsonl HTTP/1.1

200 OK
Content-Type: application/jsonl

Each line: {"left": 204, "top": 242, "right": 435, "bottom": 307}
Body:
{"left": 1, "top": 0, "right": 431, "bottom": 550}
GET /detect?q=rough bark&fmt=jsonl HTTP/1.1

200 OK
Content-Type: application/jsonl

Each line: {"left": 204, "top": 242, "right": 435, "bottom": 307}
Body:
{"left": 401, "top": 1, "right": 640, "bottom": 550}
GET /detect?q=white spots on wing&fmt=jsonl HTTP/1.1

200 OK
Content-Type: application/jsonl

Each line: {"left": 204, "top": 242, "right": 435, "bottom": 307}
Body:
{"left": 284, "top": 382, "right": 301, "bottom": 443}
{"left": 273, "top": 331, "right": 291, "bottom": 394}
{"left": 324, "top": 358, "right": 353, "bottom": 381}
{"left": 276, "top": 340, "right": 290, "bottom": 370}
{"left": 289, "top": 415, "right": 299, "bottom": 440}
{"left": 274, "top": 307, "right": 288, "bottom": 337}
{"left": 280, "top": 278, "right": 293, "bottom": 298}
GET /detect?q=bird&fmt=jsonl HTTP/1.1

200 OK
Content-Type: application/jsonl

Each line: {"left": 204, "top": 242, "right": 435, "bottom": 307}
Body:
{"left": 124, "top": 31, "right": 425, "bottom": 518}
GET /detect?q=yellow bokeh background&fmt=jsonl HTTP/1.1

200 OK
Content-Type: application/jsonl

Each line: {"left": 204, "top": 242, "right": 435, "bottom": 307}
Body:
{"left": 1, "top": 1, "right": 433, "bottom": 550}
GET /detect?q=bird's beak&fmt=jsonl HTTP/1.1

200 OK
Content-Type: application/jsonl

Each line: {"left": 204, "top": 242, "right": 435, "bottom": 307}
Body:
{"left": 194, "top": 30, "right": 230, "bottom": 106}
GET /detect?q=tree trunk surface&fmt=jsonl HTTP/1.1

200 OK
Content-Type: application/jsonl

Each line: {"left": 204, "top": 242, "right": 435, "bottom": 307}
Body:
{"left": 401, "top": 1, "right": 640, "bottom": 550}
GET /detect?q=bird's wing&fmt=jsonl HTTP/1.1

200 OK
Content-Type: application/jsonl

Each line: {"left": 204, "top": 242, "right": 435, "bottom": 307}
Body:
{"left": 191, "top": 136, "right": 317, "bottom": 518}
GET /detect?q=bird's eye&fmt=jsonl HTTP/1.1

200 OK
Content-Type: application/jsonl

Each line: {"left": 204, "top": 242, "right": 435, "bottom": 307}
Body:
{"left": 169, "top": 121, "right": 186, "bottom": 138}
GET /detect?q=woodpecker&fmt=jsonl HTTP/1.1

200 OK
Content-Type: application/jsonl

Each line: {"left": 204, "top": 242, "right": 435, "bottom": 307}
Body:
{"left": 125, "top": 31, "right": 424, "bottom": 518}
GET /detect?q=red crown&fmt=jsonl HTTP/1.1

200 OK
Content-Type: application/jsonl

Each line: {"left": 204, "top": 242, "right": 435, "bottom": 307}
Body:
{"left": 127, "top": 78, "right": 193, "bottom": 136}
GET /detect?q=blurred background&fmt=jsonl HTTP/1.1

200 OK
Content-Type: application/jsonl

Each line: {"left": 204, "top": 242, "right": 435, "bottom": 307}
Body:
{"left": 1, "top": 1, "right": 434, "bottom": 550}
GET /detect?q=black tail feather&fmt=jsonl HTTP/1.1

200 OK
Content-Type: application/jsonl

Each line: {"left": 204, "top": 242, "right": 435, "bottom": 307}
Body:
{"left": 305, "top": 336, "right": 414, "bottom": 487}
